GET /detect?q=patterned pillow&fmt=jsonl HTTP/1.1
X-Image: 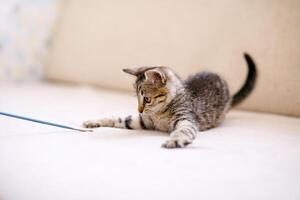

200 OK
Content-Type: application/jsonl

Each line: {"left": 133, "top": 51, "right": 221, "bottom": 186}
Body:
{"left": 0, "top": 0, "right": 59, "bottom": 83}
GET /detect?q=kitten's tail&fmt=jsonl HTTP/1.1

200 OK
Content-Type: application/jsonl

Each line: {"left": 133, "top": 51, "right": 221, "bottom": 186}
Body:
{"left": 231, "top": 53, "right": 257, "bottom": 107}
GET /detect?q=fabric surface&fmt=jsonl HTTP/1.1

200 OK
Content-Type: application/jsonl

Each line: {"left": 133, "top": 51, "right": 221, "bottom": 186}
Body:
{"left": 0, "top": 83, "right": 300, "bottom": 200}
{"left": 46, "top": 0, "right": 300, "bottom": 116}
{"left": 0, "top": 0, "right": 59, "bottom": 83}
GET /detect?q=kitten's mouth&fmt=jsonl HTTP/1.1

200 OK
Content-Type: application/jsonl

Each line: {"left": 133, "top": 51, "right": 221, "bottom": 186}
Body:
{"left": 143, "top": 109, "right": 154, "bottom": 115}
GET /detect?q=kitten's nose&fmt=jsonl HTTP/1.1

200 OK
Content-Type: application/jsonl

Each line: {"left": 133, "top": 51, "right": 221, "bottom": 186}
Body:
{"left": 138, "top": 105, "right": 144, "bottom": 113}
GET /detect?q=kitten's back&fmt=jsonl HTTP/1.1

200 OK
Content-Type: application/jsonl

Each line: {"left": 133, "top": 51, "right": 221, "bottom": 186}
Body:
{"left": 184, "top": 72, "right": 231, "bottom": 130}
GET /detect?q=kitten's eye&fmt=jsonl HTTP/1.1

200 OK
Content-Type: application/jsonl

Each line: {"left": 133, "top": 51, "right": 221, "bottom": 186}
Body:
{"left": 144, "top": 97, "right": 151, "bottom": 104}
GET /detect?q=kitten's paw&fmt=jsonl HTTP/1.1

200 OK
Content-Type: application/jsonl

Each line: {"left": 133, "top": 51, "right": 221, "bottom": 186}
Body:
{"left": 83, "top": 119, "right": 115, "bottom": 128}
{"left": 83, "top": 120, "right": 101, "bottom": 128}
{"left": 161, "top": 137, "right": 192, "bottom": 149}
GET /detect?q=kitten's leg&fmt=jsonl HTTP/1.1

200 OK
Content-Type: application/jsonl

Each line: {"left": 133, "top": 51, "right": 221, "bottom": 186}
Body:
{"left": 162, "top": 120, "right": 198, "bottom": 148}
{"left": 83, "top": 114, "right": 147, "bottom": 130}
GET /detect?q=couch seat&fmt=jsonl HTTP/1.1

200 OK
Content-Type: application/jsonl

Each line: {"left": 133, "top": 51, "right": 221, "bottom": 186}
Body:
{"left": 0, "top": 83, "right": 299, "bottom": 200}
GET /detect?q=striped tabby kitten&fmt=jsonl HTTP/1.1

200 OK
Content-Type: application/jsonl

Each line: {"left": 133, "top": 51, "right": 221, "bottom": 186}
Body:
{"left": 83, "top": 53, "right": 257, "bottom": 148}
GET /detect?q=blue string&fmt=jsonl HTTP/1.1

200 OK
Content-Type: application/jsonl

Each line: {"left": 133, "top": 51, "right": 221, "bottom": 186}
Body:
{"left": 0, "top": 112, "right": 92, "bottom": 132}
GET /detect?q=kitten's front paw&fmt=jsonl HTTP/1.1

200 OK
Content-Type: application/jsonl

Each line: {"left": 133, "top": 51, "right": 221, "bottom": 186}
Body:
{"left": 161, "top": 137, "right": 192, "bottom": 149}
{"left": 83, "top": 119, "right": 115, "bottom": 128}
{"left": 83, "top": 120, "right": 101, "bottom": 128}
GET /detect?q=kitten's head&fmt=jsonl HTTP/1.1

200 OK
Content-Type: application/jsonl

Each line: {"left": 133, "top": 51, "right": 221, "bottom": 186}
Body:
{"left": 123, "top": 66, "right": 180, "bottom": 114}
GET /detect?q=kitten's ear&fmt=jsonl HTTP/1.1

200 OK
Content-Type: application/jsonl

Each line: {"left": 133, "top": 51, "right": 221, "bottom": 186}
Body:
{"left": 122, "top": 67, "right": 156, "bottom": 76}
{"left": 145, "top": 69, "right": 166, "bottom": 85}
{"left": 123, "top": 68, "right": 138, "bottom": 76}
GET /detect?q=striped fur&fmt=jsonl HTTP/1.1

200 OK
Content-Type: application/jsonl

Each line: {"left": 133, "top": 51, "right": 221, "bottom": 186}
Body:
{"left": 83, "top": 115, "right": 145, "bottom": 130}
{"left": 83, "top": 54, "right": 257, "bottom": 148}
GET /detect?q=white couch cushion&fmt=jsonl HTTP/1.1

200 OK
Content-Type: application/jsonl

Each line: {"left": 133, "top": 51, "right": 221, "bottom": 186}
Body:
{"left": 0, "top": 83, "right": 300, "bottom": 200}
{"left": 46, "top": 0, "right": 300, "bottom": 117}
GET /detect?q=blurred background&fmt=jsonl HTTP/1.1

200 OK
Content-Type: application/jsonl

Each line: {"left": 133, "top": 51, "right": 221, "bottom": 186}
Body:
{"left": 0, "top": 0, "right": 299, "bottom": 116}
{"left": 0, "top": 0, "right": 59, "bottom": 82}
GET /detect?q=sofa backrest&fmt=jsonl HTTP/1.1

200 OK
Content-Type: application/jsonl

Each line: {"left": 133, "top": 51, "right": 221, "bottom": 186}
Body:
{"left": 45, "top": 0, "right": 300, "bottom": 117}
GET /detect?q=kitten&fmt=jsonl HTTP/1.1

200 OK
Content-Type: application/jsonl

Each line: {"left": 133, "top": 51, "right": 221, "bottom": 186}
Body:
{"left": 83, "top": 53, "right": 257, "bottom": 148}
